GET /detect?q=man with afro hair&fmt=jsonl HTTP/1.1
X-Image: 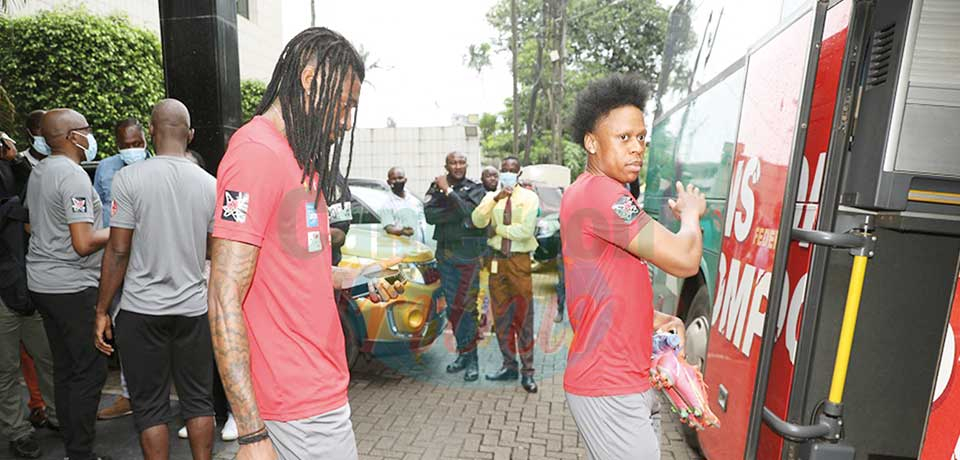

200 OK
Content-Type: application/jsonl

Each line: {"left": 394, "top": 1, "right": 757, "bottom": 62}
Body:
{"left": 559, "top": 74, "right": 706, "bottom": 459}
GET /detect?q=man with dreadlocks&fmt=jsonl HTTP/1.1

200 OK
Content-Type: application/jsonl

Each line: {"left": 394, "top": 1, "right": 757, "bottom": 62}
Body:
{"left": 208, "top": 28, "right": 402, "bottom": 460}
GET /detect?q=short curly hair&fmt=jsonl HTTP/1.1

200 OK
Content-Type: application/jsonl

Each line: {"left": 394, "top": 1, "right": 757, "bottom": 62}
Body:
{"left": 570, "top": 74, "right": 650, "bottom": 149}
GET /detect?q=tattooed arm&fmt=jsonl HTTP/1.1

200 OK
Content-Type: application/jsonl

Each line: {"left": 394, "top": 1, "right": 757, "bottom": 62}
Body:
{"left": 208, "top": 237, "right": 277, "bottom": 459}
{"left": 94, "top": 227, "right": 133, "bottom": 355}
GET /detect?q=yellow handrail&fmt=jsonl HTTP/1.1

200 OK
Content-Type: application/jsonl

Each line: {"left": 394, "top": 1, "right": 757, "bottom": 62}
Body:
{"left": 828, "top": 254, "right": 869, "bottom": 404}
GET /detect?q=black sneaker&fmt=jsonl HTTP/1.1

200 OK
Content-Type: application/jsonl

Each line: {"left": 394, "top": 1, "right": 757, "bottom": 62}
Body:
{"left": 8, "top": 434, "right": 41, "bottom": 459}
{"left": 446, "top": 354, "right": 468, "bottom": 373}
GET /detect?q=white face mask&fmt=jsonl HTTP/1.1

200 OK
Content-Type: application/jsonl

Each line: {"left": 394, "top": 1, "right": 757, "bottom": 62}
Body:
{"left": 118, "top": 147, "right": 148, "bottom": 165}
{"left": 32, "top": 136, "right": 51, "bottom": 156}
{"left": 72, "top": 132, "right": 98, "bottom": 162}
{"left": 500, "top": 172, "right": 519, "bottom": 189}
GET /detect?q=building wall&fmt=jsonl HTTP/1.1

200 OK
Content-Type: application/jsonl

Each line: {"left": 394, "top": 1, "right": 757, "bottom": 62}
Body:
{"left": 237, "top": 0, "right": 283, "bottom": 83}
{"left": 6, "top": 0, "right": 282, "bottom": 82}
{"left": 346, "top": 126, "right": 483, "bottom": 199}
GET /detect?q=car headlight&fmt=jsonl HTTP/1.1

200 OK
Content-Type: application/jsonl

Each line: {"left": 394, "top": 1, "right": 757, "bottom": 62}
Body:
{"left": 399, "top": 262, "right": 425, "bottom": 284}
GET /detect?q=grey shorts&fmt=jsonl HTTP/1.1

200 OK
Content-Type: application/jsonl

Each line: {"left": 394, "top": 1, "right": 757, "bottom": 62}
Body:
{"left": 264, "top": 403, "right": 358, "bottom": 460}
{"left": 566, "top": 389, "right": 662, "bottom": 460}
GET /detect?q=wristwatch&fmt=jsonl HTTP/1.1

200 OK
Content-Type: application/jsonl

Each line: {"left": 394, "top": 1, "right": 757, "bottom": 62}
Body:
{"left": 445, "top": 186, "right": 453, "bottom": 195}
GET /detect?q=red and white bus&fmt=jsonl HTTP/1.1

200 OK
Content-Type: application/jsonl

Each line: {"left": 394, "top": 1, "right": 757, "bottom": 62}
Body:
{"left": 644, "top": 0, "right": 960, "bottom": 458}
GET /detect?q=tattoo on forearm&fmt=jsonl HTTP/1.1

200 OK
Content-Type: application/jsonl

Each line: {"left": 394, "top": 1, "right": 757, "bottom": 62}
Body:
{"left": 208, "top": 238, "right": 264, "bottom": 435}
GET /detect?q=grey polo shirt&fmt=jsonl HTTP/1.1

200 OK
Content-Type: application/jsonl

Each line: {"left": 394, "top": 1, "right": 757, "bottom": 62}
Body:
{"left": 25, "top": 155, "right": 104, "bottom": 294}
{"left": 110, "top": 155, "right": 216, "bottom": 317}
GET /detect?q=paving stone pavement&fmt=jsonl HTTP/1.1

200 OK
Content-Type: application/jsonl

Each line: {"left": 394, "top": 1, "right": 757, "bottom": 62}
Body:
{"left": 3, "top": 272, "right": 704, "bottom": 459}
{"left": 327, "top": 271, "right": 706, "bottom": 460}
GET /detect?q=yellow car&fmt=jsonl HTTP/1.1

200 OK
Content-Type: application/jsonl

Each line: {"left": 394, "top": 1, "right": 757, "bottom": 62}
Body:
{"left": 337, "top": 184, "right": 445, "bottom": 367}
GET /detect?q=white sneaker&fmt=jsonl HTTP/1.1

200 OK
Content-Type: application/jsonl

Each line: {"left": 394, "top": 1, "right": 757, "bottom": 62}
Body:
{"left": 221, "top": 413, "right": 238, "bottom": 442}
{"left": 177, "top": 425, "right": 188, "bottom": 439}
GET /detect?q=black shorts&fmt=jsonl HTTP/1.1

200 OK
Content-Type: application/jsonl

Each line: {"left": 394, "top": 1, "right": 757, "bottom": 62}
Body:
{"left": 115, "top": 310, "right": 215, "bottom": 432}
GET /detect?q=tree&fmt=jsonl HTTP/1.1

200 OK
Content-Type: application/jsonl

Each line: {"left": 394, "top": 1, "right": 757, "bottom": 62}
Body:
{"left": 0, "top": 84, "right": 15, "bottom": 136}
{"left": 0, "top": 0, "right": 23, "bottom": 131}
{"left": 510, "top": 0, "right": 520, "bottom": 158}
{"left": 469, "top": 0, "right": 691, "bottom": 177}
{"left": 545, "top": 0, "right": 567, "bottom": 165}
{"left": 464, "top": 43, "right": 492, "bottom": 74}
{"left": 0, "top": 9, "right": 164, "bottom": 157}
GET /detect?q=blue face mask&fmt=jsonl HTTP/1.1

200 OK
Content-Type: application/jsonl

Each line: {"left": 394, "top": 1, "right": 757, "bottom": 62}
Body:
{"left": 72, "top": 133, "right": 98, "bottom": 162}
{"left": 118, "top": 147, "right": 148, "bottom": 165}
{"left": 32, "top": 136, "right": 51, "bottom": 156}
{"left": 500, "top": 172, "right": 519, "bottom": 189}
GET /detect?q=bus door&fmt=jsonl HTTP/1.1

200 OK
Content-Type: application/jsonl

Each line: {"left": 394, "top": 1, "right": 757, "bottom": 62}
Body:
{"left": 695, "top": 1, "right": 848, "bottom": 457}
{"left": 756, "top": 0, "right": 960, "bottom": 458}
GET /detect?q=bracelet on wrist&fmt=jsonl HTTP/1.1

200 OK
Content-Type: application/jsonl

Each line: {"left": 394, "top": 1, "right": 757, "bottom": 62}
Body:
{"left": 237, "top": 426, "right": 270, "bottom": 446}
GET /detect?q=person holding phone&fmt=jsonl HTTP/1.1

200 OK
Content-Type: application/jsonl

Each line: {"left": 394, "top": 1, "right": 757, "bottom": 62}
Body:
{"left": 471, "top": 156, "right": 540, "bottom": 393}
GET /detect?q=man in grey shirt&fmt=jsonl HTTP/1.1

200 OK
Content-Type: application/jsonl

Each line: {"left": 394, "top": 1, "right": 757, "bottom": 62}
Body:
{"left": 26, "top": 108, "right": 111, "bottom": 460}
{"left": 94, "top": 99, "right": 217, "bottom": 460}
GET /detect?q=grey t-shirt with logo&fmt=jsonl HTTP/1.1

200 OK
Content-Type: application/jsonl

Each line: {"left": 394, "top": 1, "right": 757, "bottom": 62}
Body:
{"left": 110, "top": 155, "right": 216, "bottom": 317}
{"left": 26, "top": 155, "right": 104, "bottom": 294}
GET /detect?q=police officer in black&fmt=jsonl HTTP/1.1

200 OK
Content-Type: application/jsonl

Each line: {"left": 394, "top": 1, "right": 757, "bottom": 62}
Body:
{"left": 425, "top": 151, "right": 487, "bottom": 381}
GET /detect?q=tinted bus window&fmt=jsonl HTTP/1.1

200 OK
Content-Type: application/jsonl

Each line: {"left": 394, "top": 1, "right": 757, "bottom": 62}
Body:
{"left": 675, "top": 66, "right": 746, "bottom": 200}
{"left": 657, "top": 0, "right": 785, "bottom": 113}
{"left": 645, "top": 105, "right": 688, "bottom": 206}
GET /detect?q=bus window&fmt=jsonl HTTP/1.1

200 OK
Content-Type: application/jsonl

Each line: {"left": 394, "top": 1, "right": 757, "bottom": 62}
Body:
{"left": 657, "top": 0, "right": 789, "bottom": 114}
{"left": 644, "top": 105, "right": 688, "bottom": 214}
{"left": 701, "top": 1, "right": 781, "bottom": 84}
{"left": 656, "top": 1, "right": 713, "bottom": 113}
{"left": 675, "top": 66, "right": 746, "bottom": 201}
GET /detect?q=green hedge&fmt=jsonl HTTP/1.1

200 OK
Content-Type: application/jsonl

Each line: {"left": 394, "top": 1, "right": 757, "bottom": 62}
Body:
{"left": 241, "top": 79, "right": 266, "bottom": 123}
{"left": 0, "top": 9, "right": 164, "bottom": 157}
{"left": 0, "top": 84, "right": 15, "bottom": 136}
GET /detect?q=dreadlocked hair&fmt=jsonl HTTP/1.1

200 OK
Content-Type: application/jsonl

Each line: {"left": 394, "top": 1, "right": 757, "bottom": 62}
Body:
{"left": 255, "top": 27, "right": 365, "bottom": 206}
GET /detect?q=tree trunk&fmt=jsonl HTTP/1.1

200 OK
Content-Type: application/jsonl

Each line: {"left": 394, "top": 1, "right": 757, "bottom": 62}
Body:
{"left": 523, "top": 3, "right": 548, "bottom": 166}
{"left": 523, "top": 79, "right": 542, "bottom": 165}
{"left": 511, "top": 0, "right": 520, "bottom": 158}
{"left": 550, "top": 0, "right": 567, "bottom": 165}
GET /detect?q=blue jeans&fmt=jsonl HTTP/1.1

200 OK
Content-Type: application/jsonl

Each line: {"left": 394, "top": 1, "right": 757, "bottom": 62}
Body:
{"left": 437, "top": 252, "right": 480, "bottom": 354}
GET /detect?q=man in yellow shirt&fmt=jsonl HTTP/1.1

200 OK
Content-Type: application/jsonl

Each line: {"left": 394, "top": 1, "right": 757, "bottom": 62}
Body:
{"left": 471, "top": 157, "right": 540, "bottom": 393}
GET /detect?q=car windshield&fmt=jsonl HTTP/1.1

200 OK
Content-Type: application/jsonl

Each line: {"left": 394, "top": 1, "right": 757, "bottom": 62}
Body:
{"left": 349, "top": 186, "right": 388, "bottom": 224}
